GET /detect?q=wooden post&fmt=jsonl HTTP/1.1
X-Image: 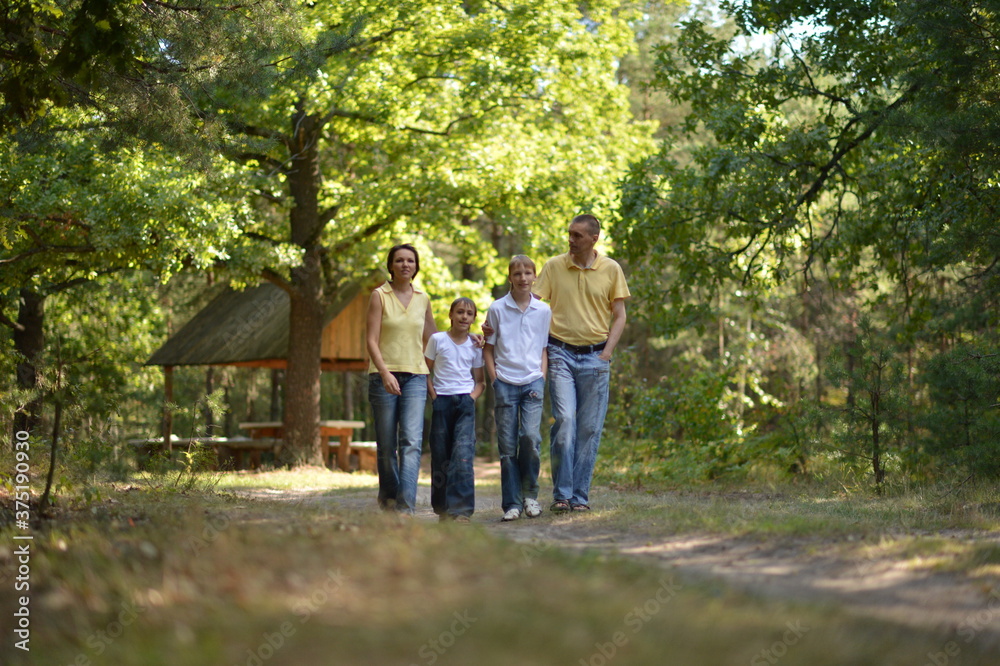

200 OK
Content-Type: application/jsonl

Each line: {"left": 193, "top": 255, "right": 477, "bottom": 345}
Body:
{"left": 270, "top": 368, "right": 284, "bottom": 421}
{"left": 204, "top": 366, "right": 215, "bottom": 436}
{"left": 343, "top": 371, "right": 354, "bottom": 420}
{"left": 163, "top": 365, "right": 174, "bottom": 453}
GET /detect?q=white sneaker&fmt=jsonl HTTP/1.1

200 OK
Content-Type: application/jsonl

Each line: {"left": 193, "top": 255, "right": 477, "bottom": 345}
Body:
{"left": 502, "top": 507, "right": 521, "bottom": 521}
{"left": 523, "top": 498, "right": 542, "bottom": 518}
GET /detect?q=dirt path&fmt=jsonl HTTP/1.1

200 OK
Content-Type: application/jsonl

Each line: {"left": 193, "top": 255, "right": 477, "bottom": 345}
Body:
{"left": 494, "top": 520, "right": 1000, "bottom": 646}
{"left": 234, "top": 461, "right": 1000, "bottom": 649}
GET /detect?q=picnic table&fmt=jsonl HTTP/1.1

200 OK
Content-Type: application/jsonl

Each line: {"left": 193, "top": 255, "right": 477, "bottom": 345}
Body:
{"left": 239, "top": 420, "right": 366, "bottom": 471}
{"left": 127, "top": 435, "right": 279, "bottom": 471}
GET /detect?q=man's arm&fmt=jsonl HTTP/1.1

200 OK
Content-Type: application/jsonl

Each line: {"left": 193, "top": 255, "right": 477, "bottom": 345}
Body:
{"left": 598, "top": 298, "right": 627, "bottom": 362}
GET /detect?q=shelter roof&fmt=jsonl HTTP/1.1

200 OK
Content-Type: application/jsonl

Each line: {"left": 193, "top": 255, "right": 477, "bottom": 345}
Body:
{"left": 146, "top": 281, "right": 364, "bottom": 367}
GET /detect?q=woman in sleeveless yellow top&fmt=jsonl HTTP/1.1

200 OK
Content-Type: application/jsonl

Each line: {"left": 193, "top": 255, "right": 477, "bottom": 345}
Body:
{"left": 366, "top": 244, "right": 436, "bottom": 513}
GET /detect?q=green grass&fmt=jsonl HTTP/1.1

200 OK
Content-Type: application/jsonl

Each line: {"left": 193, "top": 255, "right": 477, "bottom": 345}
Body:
{"left": 3, "top": 467, "right": 1000, "bottom": 665}
{"left": 559, "top": 483, "right": 1000, "bottom": 539}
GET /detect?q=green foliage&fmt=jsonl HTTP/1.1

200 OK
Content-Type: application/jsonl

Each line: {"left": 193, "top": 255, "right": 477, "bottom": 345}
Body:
{"left": 617, "top": 0, "right": 1000, "bottom": 326}
{"left": 824, "top": 318, "right": 908, "bottom": 491}
{"left": 1, "top": 0, "right": 300, "bottom": 148}
{"left": 1, "top": 0, "right": 138, "bottom": 128}
{"left": 0, "top": 121, "right": 277, "bottom": 293}
{"left": 602, "top": 347, "right": 750, "bottom": 483}
{"left": 613, "top": 0, "right": 1000, "bottom": 485}
{"left": 134, "top": 444, "right": 221, "bottom": 493}
{"left": 920, "top": 343, "right": 1000, "bottom": 478}
{"left": 194, "top": 0, "right": 654, "bottom": 277}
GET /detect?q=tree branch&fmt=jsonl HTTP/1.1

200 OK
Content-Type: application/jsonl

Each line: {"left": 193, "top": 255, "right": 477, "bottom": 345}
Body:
{"left": 0, "top": 245, "right": 96, "bottom": 265}
{"left": 401, "top": 104, "right": 503, "bottom": 136}
{"left": 329, "top": 215, "right": 402, "bottom": 255}
{"left": 145, "top": 1, "right": 256, "bottom": 12}
{"left": 317, "top": 205, "right": 339, "bottom": 230}
{"left": 320, "top": 107, "right": 383, "bottom": 127}
{"left": 45, "top": 269, "right": 121, "bottom": 294}
{"left": 0, "top": 311, "right": 24, "bottom": 331}
{"left": 261, "top": 267, "right": 294, "bottom": 294}
{"left": 243, "top": 231, "right": 284, "bottom": 246}
{"left": 229, "top": 151, "right": 285, "bottom": 170}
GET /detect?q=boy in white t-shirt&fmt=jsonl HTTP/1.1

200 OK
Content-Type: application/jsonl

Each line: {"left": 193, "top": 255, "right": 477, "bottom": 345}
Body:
{"left": 425, "top": 297, "right": 485, "bottom": 521}
{"left": 483, "top": 256, "right": 552, "bottom": 521}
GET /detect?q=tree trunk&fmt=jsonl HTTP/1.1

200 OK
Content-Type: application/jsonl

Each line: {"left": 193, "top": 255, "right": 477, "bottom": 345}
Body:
{"left": 281, "top": 105, "right": 326, "bottom": 465}
{"left": 12, "top": 288, "right": 45, "bottom": 440}
{"left": 284, "top": 264, "right": 324, "bottom": 465}
{"left": 870, "top": 365, "right": 885, "bottom": 488}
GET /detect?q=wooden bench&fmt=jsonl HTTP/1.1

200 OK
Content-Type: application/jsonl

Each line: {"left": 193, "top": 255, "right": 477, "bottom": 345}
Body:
{"left": 213, "top": 437, "right": 280, "bottom": 470}
{"left": 239, "top": 420, "right": 366, "bottom": 471}
{"left": 126, "top": 436, "right": 280, "bottom": 471}
{"left": 349, "top": 441, "right": 377, "bottom": 473}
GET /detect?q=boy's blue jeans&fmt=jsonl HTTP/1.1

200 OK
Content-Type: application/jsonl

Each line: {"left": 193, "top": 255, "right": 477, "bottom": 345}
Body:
{"left": 494, "top": 377, "right": 544, "bottom": 512}
{"left": 547, "top": 346, "right": 611, "bottom": 507}
{"left": 429, "top": 394, "right": 476, "bottom": 518}
{"left": 368, "top": 372, "right": 426, "bottom": 513}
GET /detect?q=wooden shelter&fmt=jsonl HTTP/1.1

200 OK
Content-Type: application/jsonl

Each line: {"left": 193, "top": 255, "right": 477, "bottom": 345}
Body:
{"left": 145, "top": 280, "right": 373, "bottom": 455}
{"left": 147, "top": 281, "right": 370, "bottom": 371}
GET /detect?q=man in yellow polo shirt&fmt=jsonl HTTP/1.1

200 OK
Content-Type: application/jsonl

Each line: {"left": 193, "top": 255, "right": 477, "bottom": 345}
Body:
{"left": 533, "top": 214, "right": 630, "bottom": 512}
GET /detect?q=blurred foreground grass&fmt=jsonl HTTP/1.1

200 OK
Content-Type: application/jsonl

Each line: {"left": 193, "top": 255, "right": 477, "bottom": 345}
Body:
{"left": 2, "top": 468, "right": 1000, "bottom": 665}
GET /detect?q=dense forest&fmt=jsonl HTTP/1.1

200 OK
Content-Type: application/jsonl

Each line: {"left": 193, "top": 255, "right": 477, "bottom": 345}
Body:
{"left": 2, "top": 0, "right": 998, "bottom": 493}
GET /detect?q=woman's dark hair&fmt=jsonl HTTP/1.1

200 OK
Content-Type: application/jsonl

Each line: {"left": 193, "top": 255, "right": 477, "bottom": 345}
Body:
{"left": 387, "top": 243, "right": 420, "bottom": 279}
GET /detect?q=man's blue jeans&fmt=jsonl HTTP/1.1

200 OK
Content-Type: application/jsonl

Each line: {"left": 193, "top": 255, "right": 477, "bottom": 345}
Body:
{"left": 429, "top": 394, "right": 477, "bottom": 518}
{"left": 547, "top": 345, "right": 611, "bottom": 507}
{"left": 494, "top": 377, "right": 544, "bottom": 512}
{"left": 368, "top": 372, "right": 426, "bottom": 513}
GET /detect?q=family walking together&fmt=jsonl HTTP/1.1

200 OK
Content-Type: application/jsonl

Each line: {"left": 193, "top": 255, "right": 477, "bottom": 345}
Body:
{"left": 365, "top": 214, "right": 630, "bottom": 521}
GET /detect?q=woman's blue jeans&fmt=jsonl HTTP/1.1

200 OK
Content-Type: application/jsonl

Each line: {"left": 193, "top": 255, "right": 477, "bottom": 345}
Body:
{"left": 494, "top": 377, "right": 544, "bottom": 512}
{"left": 368, "top": 372, "right": 426, "bottom": 513}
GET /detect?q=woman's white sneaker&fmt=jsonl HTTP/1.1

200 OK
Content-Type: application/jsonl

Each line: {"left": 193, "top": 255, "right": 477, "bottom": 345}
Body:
{"left": 523, "top": 499, "right": 542, "bottom": 518}
{"left": 502, "top": 507, "right": 521, "bottom": 521}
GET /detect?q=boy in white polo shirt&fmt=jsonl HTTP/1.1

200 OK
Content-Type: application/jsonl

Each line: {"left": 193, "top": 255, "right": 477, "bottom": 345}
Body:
{"left": 483, "top": 256, "right": 553, "bottom": 521}
{"left": 426, "top": 297, "right": 485, "bottom": 521}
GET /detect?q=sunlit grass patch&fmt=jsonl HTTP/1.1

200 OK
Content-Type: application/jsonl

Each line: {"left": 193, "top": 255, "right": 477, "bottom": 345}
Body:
{"left": 212, "top": 465, "right": 378, "bottom": 492}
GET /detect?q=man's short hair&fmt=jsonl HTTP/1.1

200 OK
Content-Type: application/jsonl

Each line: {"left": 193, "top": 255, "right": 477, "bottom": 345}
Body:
{"left": 570, "top": 214, "right": 600, "bottom": 236}
{"left": 508, "top": 254, "right": 536, "bottom": 274}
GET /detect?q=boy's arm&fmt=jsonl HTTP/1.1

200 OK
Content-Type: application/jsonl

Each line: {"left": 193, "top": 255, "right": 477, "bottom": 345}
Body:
{"left": 541, "top": 347, "right": 548, "bottom": 378}
{"left": 425, "top": 357, "right": 436, "bottom": 400}
{"left": 482, "top": 305, "right": 497, "bottom": 342}
{"left": 483, "top": 344, "right": 497, "bottom": 384}
{"left": 470, "top": 366, "right": 485, "bottom": 400}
